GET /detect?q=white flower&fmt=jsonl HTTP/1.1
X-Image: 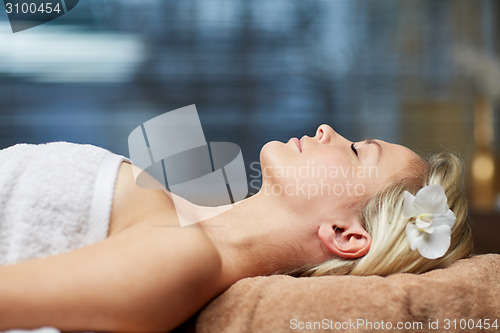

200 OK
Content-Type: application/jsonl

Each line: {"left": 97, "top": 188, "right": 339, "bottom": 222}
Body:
{"left": 403, "top": 185, "right": 456, "bottom": 259}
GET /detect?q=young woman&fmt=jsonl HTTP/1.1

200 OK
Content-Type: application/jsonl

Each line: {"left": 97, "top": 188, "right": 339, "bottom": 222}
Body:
{"left": 0, "top": 124, "right": 473, "bottom": 332}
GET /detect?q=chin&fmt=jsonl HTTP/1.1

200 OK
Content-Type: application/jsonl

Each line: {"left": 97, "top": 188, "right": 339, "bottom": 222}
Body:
{"left": 260, "top": 140, "right": 285, "bottom": 167}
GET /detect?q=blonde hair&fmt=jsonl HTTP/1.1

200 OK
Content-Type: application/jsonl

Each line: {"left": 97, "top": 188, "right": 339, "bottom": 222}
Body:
{"left": 288, "top": 151, "right": 474, "bottom": 277}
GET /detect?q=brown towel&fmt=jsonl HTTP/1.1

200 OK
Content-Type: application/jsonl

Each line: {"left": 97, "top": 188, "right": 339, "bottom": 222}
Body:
{"left": 188, "top": 254, "right": 500, "bottom": 333}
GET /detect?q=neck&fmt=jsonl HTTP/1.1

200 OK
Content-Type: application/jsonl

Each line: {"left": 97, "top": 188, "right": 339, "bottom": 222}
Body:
{"left": 198, "top": 190, "right": 324, "bottom": 289}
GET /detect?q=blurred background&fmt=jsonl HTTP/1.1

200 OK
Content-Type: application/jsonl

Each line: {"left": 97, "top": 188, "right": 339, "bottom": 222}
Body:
{"left": 0, "top": 0, "right": 499, "bottom": 252}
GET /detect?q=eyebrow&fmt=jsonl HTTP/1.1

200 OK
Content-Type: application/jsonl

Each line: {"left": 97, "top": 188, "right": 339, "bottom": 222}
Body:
{"left": 363, "top": 138, "right": 382, "bottom": 161}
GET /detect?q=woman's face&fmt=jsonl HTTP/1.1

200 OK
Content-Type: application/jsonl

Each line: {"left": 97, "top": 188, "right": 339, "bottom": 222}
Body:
{"left": 259, "top": 124, "right": 421, "bottom": 216}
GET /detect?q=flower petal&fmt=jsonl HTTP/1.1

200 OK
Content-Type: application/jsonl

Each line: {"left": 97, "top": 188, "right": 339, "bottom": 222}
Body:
{"left": 432, "top": 209, "right": 456, "bottom": 228}
{"left": 403, "top": 191, "right": 418, "bottom": 218}
{"left": 406, "top": 222, "right": 423, "bottom": 251}
{"left": 415, "top": 217, "right": 434, "bottom": 233}
{"left": 413, "top": 185, "right": 448, "bottom": 215}
{"left": 416, "top": 224, "right": 451, "bottom": 259}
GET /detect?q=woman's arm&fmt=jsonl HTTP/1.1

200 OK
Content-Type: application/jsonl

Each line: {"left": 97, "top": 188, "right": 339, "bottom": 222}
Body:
{"left": 0, "top": 223, "right": 222, "bottom": 332}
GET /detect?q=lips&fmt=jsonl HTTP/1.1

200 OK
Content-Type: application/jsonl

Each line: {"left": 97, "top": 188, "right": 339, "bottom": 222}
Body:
{"left": 290, "top": 137, "right": 301, "bottom": 152}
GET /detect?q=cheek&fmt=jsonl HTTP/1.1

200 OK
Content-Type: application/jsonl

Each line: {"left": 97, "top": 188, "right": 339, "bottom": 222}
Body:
{"left": 259, "top": 144, "right": 375, "bottom": 201}
{"left": 304, "top": 159, "right": 372, "bottom": 201}
{"left": 335, "top": 167, "right": 381, "bottom": 201}
{"left": 307, "top": 148, "right": 353, "bottom": 180}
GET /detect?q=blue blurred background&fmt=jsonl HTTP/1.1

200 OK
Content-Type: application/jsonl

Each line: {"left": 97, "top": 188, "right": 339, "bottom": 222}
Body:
{"left": 1, "top": 1, "right": 500, "bottom": 240}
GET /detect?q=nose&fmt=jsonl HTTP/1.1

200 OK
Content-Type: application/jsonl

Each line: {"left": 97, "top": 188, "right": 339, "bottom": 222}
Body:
{"left": 315, "top": 124, "right": 336, "bottom": 143}
{"left": 315, "top": 124, "right": 351, "bottom": 145}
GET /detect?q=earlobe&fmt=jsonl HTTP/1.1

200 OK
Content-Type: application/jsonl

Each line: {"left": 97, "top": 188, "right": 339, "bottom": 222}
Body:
{"left": 318, "top": 222, "right": 372, "bottom": 259}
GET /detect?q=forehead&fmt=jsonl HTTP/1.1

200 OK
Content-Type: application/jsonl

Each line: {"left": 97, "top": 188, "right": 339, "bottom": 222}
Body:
{"left": 376, "top": 140, "right": 420, "bottom": 175}
{"left": 379, "top": 140, "right": 419, "bottom": 158}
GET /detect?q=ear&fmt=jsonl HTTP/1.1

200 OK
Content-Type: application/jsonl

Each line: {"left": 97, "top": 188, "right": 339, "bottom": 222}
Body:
{"left": 317, "top": 217, "right": 372, "bottom": 259}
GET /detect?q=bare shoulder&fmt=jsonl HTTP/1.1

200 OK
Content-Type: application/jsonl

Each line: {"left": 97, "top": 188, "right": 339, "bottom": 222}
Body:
{"left": 132, "top": 222, "right": 222, "bottom": 278}
{"left": 110, "top": 162, "right": 221, "bottom": 278}
{"left": 114, "top": 222, "right": 223, "bottom": 330}
{"left": 107, "top": 163, "right": 224, "bottom": 330}
{"left": 109, "top": 161, "right": 180, "bottom": 235}
{"left": 0, "top": 210, "right": 223, "bottom": 332}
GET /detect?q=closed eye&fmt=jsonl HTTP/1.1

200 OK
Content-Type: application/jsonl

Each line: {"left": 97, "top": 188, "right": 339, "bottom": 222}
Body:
{"left": 351, "top": 143, "right": 358, "bottom": 156}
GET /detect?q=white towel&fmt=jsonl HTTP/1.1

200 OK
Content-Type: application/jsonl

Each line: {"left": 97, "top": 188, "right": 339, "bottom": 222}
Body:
{"left": 4, "top": 329, "right": 62, "bottom": 333}
{"left": 0, "top": 142, "right": 127, "bottom": 332}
